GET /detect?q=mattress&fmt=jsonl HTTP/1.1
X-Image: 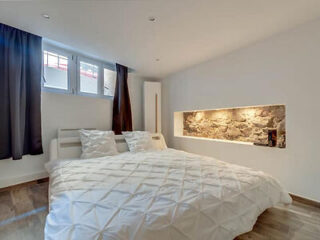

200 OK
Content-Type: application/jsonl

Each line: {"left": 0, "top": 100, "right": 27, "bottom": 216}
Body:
{"left": 45, "top": 148, "right": 291, "bottom": 240}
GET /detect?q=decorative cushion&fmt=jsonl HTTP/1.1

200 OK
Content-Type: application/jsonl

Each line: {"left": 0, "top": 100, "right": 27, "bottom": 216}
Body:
{"left": 151, "top": 133, "right": 167, "bottom": 150}
{"left": 122, "top": 131, "right": 156, "bottom": 153}
{"left": 79, "top": 130, "right": 118, "bottom": 159}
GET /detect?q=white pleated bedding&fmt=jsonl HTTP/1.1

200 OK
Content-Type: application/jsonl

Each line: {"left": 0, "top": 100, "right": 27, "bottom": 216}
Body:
{"left": 45, "top": 149, "right": 291, "bottom": 240}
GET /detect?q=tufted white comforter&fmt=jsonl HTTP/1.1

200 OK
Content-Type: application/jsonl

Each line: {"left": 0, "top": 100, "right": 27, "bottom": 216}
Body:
{"left": 45, "top": 149, "right": 291, "bottom": 240}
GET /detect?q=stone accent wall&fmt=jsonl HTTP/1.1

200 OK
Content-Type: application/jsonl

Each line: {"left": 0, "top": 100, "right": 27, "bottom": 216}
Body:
{"left": 183, "top": 105, "right": 286, "bottom": 147}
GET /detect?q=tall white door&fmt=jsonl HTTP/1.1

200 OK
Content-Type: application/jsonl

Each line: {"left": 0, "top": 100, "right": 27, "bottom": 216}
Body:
{"left": 144, "top": 82, "right": 161, "bottom": 133}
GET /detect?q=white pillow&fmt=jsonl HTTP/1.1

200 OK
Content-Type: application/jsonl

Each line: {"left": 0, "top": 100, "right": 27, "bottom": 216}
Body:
{"left": 152, "top": 133, "right": 167, "bottom": 150}
{"left": 79, "top": 130, "right": 118, "bottom": 159}
{"left": 122, "top": 131, "right": 156, "bottom": 153}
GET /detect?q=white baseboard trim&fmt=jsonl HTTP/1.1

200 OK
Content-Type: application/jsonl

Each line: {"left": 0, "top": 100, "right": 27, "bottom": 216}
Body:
{"left": 0, "top": 171, "right": 48, "bottom": 189}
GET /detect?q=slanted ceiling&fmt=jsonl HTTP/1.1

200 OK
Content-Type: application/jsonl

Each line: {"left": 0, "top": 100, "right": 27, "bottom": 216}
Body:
{"left": 1, "top": 0, "right": 320, "bottom": 78}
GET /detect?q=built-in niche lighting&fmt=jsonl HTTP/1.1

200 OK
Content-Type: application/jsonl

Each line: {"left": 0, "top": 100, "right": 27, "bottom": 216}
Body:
{"left": 174, "top": 104, "right": 286, "bottom": 148}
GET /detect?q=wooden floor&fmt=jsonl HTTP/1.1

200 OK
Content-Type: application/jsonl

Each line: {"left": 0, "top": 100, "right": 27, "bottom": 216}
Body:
{"left": 0, "top": 180, "right": 48, "bottom": 240}
{"left": 0, "top": 181, "right": 319, "bottom": 240}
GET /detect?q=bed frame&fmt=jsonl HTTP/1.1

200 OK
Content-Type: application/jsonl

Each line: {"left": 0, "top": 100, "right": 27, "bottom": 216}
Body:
{"left": 49, "top": 128, "right": 167, "bottom": 161}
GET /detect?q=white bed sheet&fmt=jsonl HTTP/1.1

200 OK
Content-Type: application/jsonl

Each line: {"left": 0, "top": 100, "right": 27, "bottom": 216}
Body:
{"left": 45, "top": 149, "right": 291, "bottom": 240}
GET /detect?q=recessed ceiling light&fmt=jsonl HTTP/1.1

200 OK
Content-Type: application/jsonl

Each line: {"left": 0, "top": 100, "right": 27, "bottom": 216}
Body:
{"left": 148, "top": 16, "right": 156, "bottom": 22}
{"left": 42, "top": 14, "right": 50, "bottom": 19}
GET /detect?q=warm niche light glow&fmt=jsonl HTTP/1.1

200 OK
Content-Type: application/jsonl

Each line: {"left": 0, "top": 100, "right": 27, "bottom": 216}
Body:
{"left": 174, "top": 104, "right": 286, "bottom": 148}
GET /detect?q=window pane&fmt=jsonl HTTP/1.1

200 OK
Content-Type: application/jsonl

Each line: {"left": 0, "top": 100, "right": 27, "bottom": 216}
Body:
{"left": 104, "top": 68, "right": 116, "bottom": 96}
{"left": 59, "top": 56, "right": 68, "bottom": 71}
{"left": 43, "top": 50, "right": 68, "bottom": 90}
{"left": 80, "top": 61, "right": 98, "bottom": 94}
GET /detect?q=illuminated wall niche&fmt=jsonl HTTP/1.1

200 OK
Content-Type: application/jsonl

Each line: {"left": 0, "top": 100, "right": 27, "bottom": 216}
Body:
{"left": 174, "top": 105, "right": 286, "bottom": 148}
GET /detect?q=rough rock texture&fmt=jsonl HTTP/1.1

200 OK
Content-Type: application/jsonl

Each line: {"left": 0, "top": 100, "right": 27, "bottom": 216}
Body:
{"left": 183, "top": 105, "right": 286, "bottom": 147}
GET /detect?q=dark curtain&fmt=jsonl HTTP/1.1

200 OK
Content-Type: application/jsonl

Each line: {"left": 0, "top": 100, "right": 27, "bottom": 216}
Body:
{"left": 0, "top": 23, "right": 43, "bottom": 160}
{"left": 112, "top": 63, "right": 133, "bottom": 134}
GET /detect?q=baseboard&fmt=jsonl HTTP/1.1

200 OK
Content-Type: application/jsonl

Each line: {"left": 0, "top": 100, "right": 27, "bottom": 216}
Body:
{"left": 290, "top": 193, "right": 320, "bottom": 208}
{"left": 0, "top": 171, "right": 48, "bottom": 189}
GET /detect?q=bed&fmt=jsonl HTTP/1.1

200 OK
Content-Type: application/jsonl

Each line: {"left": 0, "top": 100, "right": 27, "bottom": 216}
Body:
{"left": 45, "top": 129, "right": 292, "bottom": 240}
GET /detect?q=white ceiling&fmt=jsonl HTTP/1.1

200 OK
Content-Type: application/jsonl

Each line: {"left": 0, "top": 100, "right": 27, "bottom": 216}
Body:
{"left": 1, "top": 0, "right": 320, "bottom": 79}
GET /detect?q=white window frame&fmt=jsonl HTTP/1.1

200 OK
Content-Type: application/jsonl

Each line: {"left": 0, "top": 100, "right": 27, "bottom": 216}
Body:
{"left": 42, "top": 44, "right": 73, "bottom": 95}
{"left": 41, "top": 42, "right": 116, "bottom": 99}
{"left": 77, "top": 56, "right": 102, "bottom": 98}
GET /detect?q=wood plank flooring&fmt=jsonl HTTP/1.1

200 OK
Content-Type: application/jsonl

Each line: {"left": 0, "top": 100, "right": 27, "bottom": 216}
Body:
{"left": 0, "top": 180, "right": 319, "bottom": 240}
{"left": 0, "top": 181, "right": 48, "bottom": 240}
{"left": 236, "top": 201, "right": 320, "bottom": 240}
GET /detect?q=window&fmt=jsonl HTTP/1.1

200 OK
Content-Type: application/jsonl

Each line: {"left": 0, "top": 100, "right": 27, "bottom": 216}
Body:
{"left": 104, "top": 68, "right": 116, "bottom": 97}
{"left": 79, "top": 61, "right": 98, "bottom": 94}
{"left": 42, "top": 43, "right": 116, "bottom": 98}
{"left": 43, "top": 50, "right": 69, "bottom": 90}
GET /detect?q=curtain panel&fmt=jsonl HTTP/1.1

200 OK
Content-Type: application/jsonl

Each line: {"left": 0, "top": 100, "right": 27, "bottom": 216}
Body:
{"left": 112, "top": 64, "right": 133, "bottom": 134}
{"left": 0, "top": 23, "right": 43, "bottom": 160}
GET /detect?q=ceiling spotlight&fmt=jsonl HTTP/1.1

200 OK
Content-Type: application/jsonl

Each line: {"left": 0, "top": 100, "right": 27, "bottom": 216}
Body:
{"left": 42, "top": 14, "right": 50, "bottom": 19}
{"left": 148, "top": 16, "right": 156, "bottom": 22}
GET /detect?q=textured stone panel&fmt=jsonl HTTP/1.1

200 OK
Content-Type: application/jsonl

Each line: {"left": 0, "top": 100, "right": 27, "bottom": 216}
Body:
{"left": 183, "top": 105, "right": 286, "bottom": 147}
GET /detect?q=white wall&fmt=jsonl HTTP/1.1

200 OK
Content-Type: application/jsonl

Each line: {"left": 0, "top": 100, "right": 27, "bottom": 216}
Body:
{"left": 162, "top": 19, "right": 320, "bottom": 201}
{"left": 0, "top": 73, "right": 145, "bottom": 188}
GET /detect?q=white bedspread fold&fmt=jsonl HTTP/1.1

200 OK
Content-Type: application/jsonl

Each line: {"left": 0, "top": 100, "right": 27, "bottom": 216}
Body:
{"left": 45, "top": 149, "right": 291, "bottom": 240}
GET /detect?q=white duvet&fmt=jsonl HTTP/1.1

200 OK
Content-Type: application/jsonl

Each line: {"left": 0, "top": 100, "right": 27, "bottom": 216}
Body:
{"left": 45, "top": 149, "right": 291, "bottom": 240}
